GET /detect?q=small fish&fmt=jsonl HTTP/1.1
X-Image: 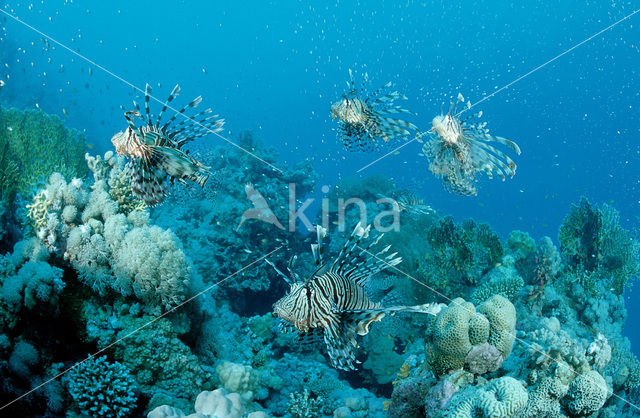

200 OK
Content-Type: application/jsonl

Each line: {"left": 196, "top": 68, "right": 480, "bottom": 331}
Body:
{"left": 0, "top": 80, "right": 5, "bottom": 87}
{"left": 62, "top": 108, "right": 69, "bottom": 117}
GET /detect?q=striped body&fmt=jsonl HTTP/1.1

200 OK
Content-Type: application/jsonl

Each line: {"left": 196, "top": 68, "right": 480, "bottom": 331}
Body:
{"left": 424, "top": 97, "right": 521, "bottom": 196}
{"left": 331, "top": 70, "right": 419, "bottom": 152}
{"left": 270, "top": 223, "right": 443, "bottom": 370}
{"left": 273, "top": 271, "right": 379, "bottom": 333}
{"left": 111, "top": 83, "right": 224, "bottom": 205}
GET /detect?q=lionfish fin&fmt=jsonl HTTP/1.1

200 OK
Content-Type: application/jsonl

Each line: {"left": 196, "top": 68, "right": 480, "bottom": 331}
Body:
{"left": 155, "top": 84, "right": 180, "bottom": 128}
{"left": 265, "top": 258, "right": 294, "bottom": 285}
{"left": 329, "top": 223, "right": 401, "bottom": 287}
{"left": 323, "top": 317, "right": 360, "bottom": 371}
{"left": 310, "top": 225, "right": 328, "bottom": 268}
{"left": 125, "top": 160, "right": 167, "bottom": 206}
{"left": 144, "top": 83, "right": 152, "bottom": 126}
{"left": 161, "top": 95, "right": 203, "bottom": 131}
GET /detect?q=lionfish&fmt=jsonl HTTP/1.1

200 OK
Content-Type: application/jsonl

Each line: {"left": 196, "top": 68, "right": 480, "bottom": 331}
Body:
{"left": 330, "top": 70, "right": 419, "bottom": 152}
{"left": 378, "top": 190, "right": 434, "bottom": 217}
{"left": 110, "top": 83, "right": 224, "bottom": 205}
{"left": 269, "top": 222, "right": 443, "bottom": 370}
{"left": 421, "top": 93, "right": 521, "bottom": 196}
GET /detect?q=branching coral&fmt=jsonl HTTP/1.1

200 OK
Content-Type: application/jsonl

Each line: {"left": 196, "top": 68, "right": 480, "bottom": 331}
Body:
{"left": 63, "top": 355, "right": 137, "bottom": 417}
{"left": 287, "top": 389, "right": 327, "bottom": 418}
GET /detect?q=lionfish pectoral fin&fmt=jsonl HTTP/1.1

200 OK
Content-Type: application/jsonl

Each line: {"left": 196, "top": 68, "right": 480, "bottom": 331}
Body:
{"left": 323, "top": 318, "right": 359, "bottom": 371}
{"left": 125, "top": 159, "right": 167, "bottom": 206}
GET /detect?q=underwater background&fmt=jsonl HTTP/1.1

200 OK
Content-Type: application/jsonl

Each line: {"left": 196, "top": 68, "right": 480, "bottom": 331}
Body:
{"left": 1, "top": 0, "right": 639, "bottom": 417}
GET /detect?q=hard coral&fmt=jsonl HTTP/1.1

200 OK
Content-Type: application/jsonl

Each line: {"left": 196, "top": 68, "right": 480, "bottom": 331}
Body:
{"left": 63, "top": 355, "right": 137, "bottom": 417}
{"left": 426, "top": 296, "right": 515, "bottom": 376}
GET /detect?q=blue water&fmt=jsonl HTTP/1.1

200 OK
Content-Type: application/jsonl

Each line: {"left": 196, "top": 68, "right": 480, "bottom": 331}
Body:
{"left": 2, "top": 0, "right": 639, "bottom": 347}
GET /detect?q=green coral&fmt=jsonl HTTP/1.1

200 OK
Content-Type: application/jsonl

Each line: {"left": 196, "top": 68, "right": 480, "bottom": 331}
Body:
{"left": 507, "top": 230, "right": 536, "bottom": 260}
{"left": 559, "top": 198, "right": 640, "bottom": 295}
{"left": 0, "top": 107, "right": 86, "bottom": 204}
{"left": 426, "top": 298, "right": 489, "bottom": 375}
{"left": 421, "top": 217, "right": 503, "bottom": 296}
{"left": 426, "top": 296, "right": 516, "bottom": 376}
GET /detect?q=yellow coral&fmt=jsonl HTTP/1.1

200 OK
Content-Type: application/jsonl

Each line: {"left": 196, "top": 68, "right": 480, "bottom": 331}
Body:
{"left": 25, "top": 190, "right": 50, "bottom": 230}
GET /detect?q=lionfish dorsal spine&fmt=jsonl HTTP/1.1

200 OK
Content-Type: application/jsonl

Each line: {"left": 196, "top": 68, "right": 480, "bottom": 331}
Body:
{"left": 144, "top": 83, "right": 153, "bottom": 126}
{"left": 311, "top": 225, "right": 328, "bottom": 268}
{"left": 265, "top": 258, "right": 295, "bottom": 286}
{"left": 155, "top": 84, "right": 181, "bottom": 128}
{"left": 161, "top": 95, "right": 202, "bottom": 131}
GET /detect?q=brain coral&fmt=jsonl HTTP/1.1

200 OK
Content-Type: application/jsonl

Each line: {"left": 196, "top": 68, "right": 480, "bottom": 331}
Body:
{"left": 478, "top": 294, "right": 516, "bottom": 360}
{"left": 448, "top": 376, "right": 528, "bottom": 417}
{"left": 564, "top": 370, "right": 609, "bottom": 416}
{"left": 427, "top": 298, "right": 490, "bottom": 375}
{"left": 427, "top": 295, "right": 516, "bottom": 376}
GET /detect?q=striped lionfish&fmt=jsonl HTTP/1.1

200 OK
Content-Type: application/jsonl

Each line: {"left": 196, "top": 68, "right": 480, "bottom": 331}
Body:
{"left": 378, "top": 190, "right": 434, "bottom": 217}
{"left": 269, "top": 222, "right": 443, "bottom": 370}
{"left": 110, "top": 84, "right": 224, "bottom": 205}
{"left": 421, "top": 93, "right": 521, "bottom": 196}
{"left": 330, "top": 69, "right": 419, "bottom": 152}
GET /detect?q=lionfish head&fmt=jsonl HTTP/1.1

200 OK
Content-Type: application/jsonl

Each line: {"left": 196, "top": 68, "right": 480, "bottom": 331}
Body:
{"left": 330, "top": 100, "right": 344, "bottom": 119}
{"left": 273, "top": 282, "right": 311, "bottom": 332}
{"left": 110, "top": 129, "right": 128, "bottom": 156}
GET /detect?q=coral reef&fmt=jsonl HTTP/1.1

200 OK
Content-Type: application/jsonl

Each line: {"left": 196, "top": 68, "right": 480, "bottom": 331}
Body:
{"left": 0, "top": 125, "right": 638, "bottom": 418}
{"left": 26, "top": 153, "right": 190, "bottom": 312}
